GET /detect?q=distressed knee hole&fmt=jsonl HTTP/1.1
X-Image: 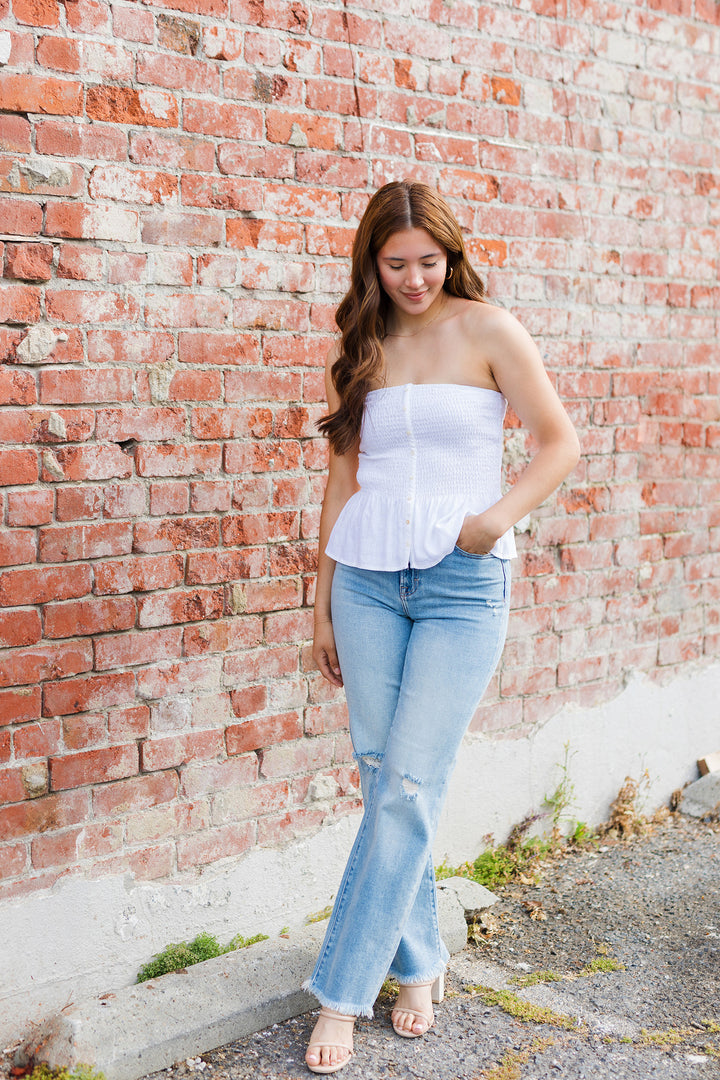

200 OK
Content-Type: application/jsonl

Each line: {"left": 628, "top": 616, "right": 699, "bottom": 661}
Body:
{"left": 401, "top": 775, "right": 421, "bottom": 799}
{"left": 360, "top": 754, "right": 381, "bottom": 770}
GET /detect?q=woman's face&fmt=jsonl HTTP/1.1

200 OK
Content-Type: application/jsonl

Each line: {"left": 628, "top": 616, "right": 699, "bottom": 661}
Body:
{"left": 375, "top": 228, "right": 448, "bottom": 316}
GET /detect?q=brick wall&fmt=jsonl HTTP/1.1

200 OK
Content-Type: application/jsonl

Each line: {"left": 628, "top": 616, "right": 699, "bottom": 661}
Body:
{"left": 1, "top": 0, "right": 719, "bottom": 898}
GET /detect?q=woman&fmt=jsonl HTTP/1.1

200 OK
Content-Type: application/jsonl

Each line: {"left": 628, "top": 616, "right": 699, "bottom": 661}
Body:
{"left": 303, "top": 180, "right": 580, "bottom": 1074}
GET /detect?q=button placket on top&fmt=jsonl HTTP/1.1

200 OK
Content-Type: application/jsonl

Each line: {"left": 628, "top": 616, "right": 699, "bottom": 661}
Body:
{"left": 403, "top": 384, "right": 417, "bottom": 562}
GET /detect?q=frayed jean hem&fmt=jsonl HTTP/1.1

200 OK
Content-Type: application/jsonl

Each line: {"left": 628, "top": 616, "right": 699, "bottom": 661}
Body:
{"left": 302, "top": 978, "right": 374, "bottom": 1019}
{"left": 388, "top": 960, "right": 447, "bottom": 987}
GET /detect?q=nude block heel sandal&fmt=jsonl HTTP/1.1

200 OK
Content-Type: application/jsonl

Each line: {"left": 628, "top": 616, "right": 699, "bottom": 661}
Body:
{"left": 391, "top": 973, "right": 445, "bottom": 1038}
{"left": 431, "top": 973, "right": 444, "bottom": 1003}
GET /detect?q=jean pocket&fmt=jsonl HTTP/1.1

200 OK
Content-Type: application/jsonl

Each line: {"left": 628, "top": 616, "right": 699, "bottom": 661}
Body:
{"left": 453, "top": 544, "right": 492, "bottom": 560}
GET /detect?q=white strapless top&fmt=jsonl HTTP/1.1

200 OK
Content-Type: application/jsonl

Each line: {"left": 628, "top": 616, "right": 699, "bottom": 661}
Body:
{"left": 325, "top": 383, "right": 517, "bottom": 571}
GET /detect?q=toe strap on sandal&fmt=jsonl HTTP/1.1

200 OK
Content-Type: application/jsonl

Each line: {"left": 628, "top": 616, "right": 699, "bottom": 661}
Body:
{"left": 306, "top": 1009, "right": 355, "bottom": 1075}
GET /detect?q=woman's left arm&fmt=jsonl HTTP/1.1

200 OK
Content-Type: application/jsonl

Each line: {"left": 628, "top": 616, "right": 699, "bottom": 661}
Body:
{"left": 457, "top": 307, "right": 581, "bottom": 555}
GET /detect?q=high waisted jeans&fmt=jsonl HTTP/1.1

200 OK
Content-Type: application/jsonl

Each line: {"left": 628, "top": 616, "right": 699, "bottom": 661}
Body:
{"left": 304, "top": 547, "right": 510, "bottom": 1017}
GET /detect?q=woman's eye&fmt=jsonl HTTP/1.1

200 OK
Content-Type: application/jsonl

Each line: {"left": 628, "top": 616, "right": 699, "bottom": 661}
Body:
{"left": 422, "top": 262, "right": 438, "bottom": 268}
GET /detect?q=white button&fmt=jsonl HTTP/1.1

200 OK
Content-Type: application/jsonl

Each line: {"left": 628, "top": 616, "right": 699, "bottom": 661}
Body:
{"left": 411, "top": 449, "right": 416, "bottom": 455}
{"left": 405, "top": 519, "right": 410, "bottom": 525}
{"left": 406, "top": 430, "right": 411, "bottom": 435}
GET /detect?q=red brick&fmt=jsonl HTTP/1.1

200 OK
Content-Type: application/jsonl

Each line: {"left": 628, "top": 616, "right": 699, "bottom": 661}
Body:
{"left": 0, "top": 366, "right": 36, "bottom": 405}
{"left": 130, "top": 130, "right": 215, "bottom": 171}
{"left": 44, "top": 596, "right": 136, "bottom": 638}
{"left": 212, "top": 778, "right": 288, "bottom": 824}
{"left": 55, "top": 486, "right": 101, "bottom": 522}
{"left": 61, "top": 711, "right": 106, "bottom": 750}
{"left": 46, "top": 288, "right": 139, "bottom": 325}
{"left": 14, "top": 718, "right": 62, "bottom": 759}
{"left": 189, "top": 481, "right": 232, "bottom": 513}
{"left": 112, "top": 3, "right": 154, "bottom": 41}
{"left": 36, "top": 119, "right": 127, "bottom": 160}
{"left": 0, "top": 73, "right": 82, "bottom": 115}
{"left": 7, "top": 491, "right": 52, "bottom": 531}
{"left": 93, "top": 553, "right": 185, "bottom": 595}
{"left": 0, "top": 114, "right": 32, "bottom": 153}
{"left": 0, "top": 640, "right": 92, "bottom": 689}
{"left": 49, "top": 744, "right": 137, "bottom": 792}
{"left": 39, "top": 522, "right": 132, "bottom": 563}
{"left": 86, "top": 86, "right": 178, "bottom": 128}
{"left": 0, "top": 788, "right": 87, "bottom": 839}
{"left": 0, "top": 686, "right": 41, "bottom": 727}
{"left": 142, "top": 211, "right": 223, "bottom": 247}
{"left": 43, "top": 672, "right": 135, "bottom": 717}
{"left": 0, "top": 563, "right": 91, "bottom": 606}
{"left": 176, "top": 820, "right": 254, "bottom": 870}
{"left": 227, "top": 711, "right": 303, "bottom": 755}
{"left": 149, "top": 481, "right": 189, "bottom": 516}
{"left": 42, "top": 445, "right": 133, "bottom": 483}
{"left": 0, "top": 282, "right": 42, "bottom": 322}
{"left": 45, "top": 203, "right": 138, "bottom": 242}
{"left": 92, "top": 771, "right": 178, "bottom": 816}
{"left": 0, "top": 843, "right": 27, "bottom": 878}
{"left": 0, "top": 608, "right": 42, "bottom": 649}
{"left": 135, "top": 445, "right": 221, "bottom": 478}
{"left": 182, "top": 98, "right": 262, "bottom": 139}
{"left": 136, "top": 656, "right": 221, "bottom": 699}
{"left": 4, "top": 243, "right": 54, "bottom": 281}
{"left": 89, "top": 165, "right": 178, "bottom": 206}
{"left": 140, "top": 729, "right": 223, "bottom": 772}
{"left": 94, "top": 627, "right": 182, "bottom": 671}
{"left": 137, "top": 51, "right": 220, "bottom": 94}
{"left": 107, "top": 704, "right": 150, "bottom": 738}
{"left": 57, "top": 244, "right": 104, "bottom": 281}
{"left": 180, "top": 174, "right": 262, "bottom": 212}
{"left": 0, "top": 528, "right": 35, "bottom": 567}
{"left": 137, "top": 588, "right": 223, "bottom": 628}
{"left": 103, "top": 483, "right": 147, "bottom": 519}
{"left": 185, "top": 549, "right": 265, "bottom": 584}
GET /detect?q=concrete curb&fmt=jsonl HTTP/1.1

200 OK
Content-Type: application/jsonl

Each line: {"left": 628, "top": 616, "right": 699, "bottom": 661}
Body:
{"left": 24, "top": 879, "right": 496, "bottom": 1080}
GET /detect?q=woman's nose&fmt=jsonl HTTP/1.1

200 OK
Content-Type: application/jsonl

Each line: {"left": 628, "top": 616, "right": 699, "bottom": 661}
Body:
{"left": 406, "top": 266, "right": 424, "bottom": 286}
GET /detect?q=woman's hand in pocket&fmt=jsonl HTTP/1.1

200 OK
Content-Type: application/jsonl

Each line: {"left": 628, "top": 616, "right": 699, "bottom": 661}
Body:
{"left": 456, "top": 508, "right": 507, "bottom": 555}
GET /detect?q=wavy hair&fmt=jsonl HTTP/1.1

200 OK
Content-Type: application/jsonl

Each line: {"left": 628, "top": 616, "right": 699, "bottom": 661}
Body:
{"left": 318, "top": 180, "right": 486, "bottom": 454}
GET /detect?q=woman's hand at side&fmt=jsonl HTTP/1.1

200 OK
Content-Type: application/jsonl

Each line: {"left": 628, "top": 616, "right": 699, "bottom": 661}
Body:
{"left": 313, "top": 617, "right": 343, "bottom": 687}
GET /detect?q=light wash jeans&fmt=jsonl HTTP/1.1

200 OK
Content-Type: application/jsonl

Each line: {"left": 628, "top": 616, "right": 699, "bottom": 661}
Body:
{"left": 304, "top": 547, "right": 510, "bottom": 1016}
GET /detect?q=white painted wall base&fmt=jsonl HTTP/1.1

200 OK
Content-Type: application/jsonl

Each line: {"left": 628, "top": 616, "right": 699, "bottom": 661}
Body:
{"left": 2, "top": 661, "right": 717, "bottom": 1049}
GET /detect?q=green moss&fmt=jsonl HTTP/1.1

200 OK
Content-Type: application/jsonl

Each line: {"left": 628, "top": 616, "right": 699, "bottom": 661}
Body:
{"left": 305, "top": 905, "right": 333, "bottom": 924}
{"left": 512, "top": 970, "right": 563, "bottom": 988}
{"left": 579, "top": 956, "right": 625, "bottom": 976}
{"left": 27, "top": 1067, "right": 105, "bottom": 1080}
{"left": 137, "top": 930, "right": 268, "bottom": 982}
{"left": 467, "top": 985, "right": 580, "bottom": 1030}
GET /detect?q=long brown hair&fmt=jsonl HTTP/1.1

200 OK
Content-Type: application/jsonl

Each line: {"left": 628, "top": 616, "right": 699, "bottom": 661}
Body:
{"left": 318, "top": 180, "right": 486, "bottom": 454}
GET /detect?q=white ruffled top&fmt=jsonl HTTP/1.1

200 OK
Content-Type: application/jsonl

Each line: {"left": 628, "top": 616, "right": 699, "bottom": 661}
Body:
{"left": 325, "top": 382, "right": 517, "bottom": 571}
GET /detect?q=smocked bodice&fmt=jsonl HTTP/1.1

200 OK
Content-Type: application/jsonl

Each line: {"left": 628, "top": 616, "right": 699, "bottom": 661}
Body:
{"left": 325, "top": 383, "right": 516, "bottom": 571}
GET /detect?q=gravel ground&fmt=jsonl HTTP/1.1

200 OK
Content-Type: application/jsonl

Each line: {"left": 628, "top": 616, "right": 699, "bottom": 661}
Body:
{"left": 3, "top": 815, "right": 717, "bottom": 1080}
{"left": 139, "top": 814, "right": 720, "bottom": 1080}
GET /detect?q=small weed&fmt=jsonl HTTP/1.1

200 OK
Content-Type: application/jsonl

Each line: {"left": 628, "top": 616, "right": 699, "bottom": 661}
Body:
{"left": 599, "top": 771, "right": 652, "bottom": 839}
{"left": 544, "top": 742, "right": 577, "bottom": 831}
{"left": 512, "top": 970, "right": 563, "bottom": 988}
{"left": 306, "top": 905, "right": 333, "bottom": 924}
{"left": 137, "top": 930, "right": 268, "bottom": 982}
{"left": 437, "top": 831, "right": 551, "bottom": 893}
{"left": 569, "top": 820, "right": 596, "bottom": 847}
{"left": 703, "top": 1020, "right": 720, "bottom": 1033}
{"left": 467, "top": 985, "right": 580, "bottom": 1030}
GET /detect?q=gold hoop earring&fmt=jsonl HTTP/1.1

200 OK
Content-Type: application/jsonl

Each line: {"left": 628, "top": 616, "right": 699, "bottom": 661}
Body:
{"left": 445, "top": 266, "right": 454, "bottom": 280}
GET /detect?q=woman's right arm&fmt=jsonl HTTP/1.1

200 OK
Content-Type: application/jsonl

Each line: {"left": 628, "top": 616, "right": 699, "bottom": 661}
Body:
{"left": 312, "top": 350, "right": 359, "bottom": 687}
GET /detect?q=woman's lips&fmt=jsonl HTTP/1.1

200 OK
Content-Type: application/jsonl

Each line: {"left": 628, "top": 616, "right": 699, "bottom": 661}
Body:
{"left": 402, "top": 291, "right": 427, "bottom": 301}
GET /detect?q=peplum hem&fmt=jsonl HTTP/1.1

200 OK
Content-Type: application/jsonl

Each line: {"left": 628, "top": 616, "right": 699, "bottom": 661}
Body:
{"left": 326, "top": 491, "right": 516, "bottom": 571}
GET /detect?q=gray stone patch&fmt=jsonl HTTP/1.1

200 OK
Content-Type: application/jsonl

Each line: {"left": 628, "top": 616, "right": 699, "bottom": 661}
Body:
{"left": 680, "top": 772, "right": 720, "bottom": 819}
